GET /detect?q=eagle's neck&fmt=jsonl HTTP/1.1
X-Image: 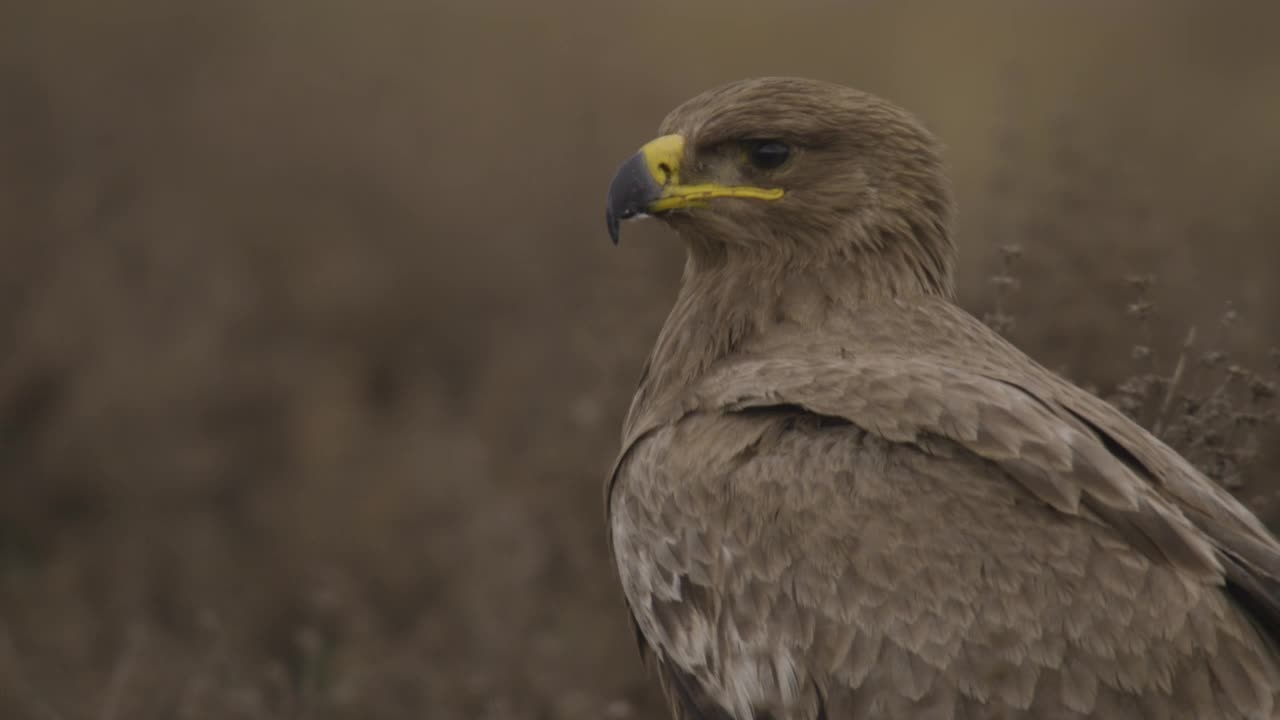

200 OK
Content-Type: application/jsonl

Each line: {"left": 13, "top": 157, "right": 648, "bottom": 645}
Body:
{"left": 623, "top": 241, "right": 955, "bottom": 435}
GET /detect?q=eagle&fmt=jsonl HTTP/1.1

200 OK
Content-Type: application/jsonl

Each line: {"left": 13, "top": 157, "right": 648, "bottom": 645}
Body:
{"left": 603, "top": 77, "right": 1280, "bottom": 719}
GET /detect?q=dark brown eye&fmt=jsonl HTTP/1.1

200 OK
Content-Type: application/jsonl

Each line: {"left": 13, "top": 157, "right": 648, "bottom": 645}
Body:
{"left": 744, "top": 139, "right": 791, "bottom": 170}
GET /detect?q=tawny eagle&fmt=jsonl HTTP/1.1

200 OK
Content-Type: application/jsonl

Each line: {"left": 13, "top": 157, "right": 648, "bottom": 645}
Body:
{"left": 604, "top": 77, "right": 1280, "bottom": 719}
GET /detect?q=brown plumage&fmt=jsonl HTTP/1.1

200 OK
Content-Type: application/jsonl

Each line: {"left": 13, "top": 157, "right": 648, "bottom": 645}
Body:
{"left": 603, "top": 77, "right": 1280, "bottom": 719}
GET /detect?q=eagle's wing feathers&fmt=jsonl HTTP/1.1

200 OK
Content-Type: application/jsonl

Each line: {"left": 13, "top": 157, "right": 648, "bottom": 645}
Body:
{"left": 696, "top": 354, "right": 1229, "bottom": 581}
{"left": 611, "top": 351, "right": 1280, "bottom": 718}
{"left": 1045, "top": 380, "right": 1280, "bottom": 645}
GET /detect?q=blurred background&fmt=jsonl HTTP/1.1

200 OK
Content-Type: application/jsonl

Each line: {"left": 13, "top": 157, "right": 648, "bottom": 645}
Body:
{"left": 2, "top": 1, "right": 1278, "bottom": 718}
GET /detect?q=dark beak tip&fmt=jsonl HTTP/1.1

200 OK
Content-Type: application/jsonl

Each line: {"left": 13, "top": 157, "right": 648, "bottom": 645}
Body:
{"left": 606, "top": 208, "right": 620, "bottom": 245}
{"left": 604, "top": 151, "right": 662, "bottom": 246}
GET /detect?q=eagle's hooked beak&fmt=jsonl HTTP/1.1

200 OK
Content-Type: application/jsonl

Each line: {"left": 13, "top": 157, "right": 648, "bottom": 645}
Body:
{"left": 605, "top": 134, "right": 784, "bottom": 244}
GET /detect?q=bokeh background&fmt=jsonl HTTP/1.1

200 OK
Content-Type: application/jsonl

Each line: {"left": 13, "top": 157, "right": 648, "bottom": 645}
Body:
{"left": 2, "top": 2, "right": 1279, "bottom": 718}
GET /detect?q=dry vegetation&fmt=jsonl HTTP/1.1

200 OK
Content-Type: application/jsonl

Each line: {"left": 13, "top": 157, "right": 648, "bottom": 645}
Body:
{"left": 1, "top": 2, "right": 1279, "bottom": 719}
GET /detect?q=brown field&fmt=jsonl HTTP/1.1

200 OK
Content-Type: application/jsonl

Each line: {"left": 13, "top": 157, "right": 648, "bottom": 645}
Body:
{"left": 2, "top": 2, "right": 1279, "bottom": 718}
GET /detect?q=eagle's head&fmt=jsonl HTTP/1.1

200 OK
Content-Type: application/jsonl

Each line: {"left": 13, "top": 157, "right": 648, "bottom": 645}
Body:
{"left": 606, "top": 77, "right": 956, "bottom": 295}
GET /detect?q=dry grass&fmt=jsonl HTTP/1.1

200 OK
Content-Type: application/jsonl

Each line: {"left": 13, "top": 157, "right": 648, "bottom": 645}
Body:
{"left": 985, "top": 250, "right": 1279, "bottom": 510}
{"left": 1, "top": 2, "right": 1279, "bottom": 719}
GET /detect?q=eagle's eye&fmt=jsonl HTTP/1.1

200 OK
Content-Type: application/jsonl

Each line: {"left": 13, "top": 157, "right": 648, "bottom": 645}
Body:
{"left": 743, "top": 139, "right": 791, "bottom": 171}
